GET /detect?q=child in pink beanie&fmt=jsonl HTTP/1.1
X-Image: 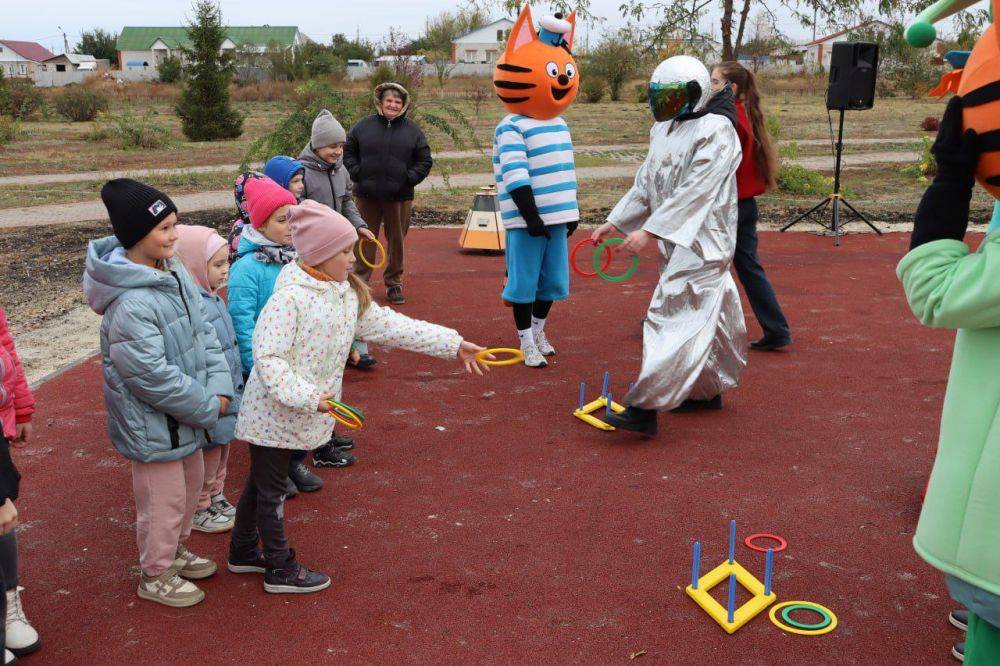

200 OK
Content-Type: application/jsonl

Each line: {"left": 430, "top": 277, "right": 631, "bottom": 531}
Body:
{"left": 228, "top": 199, "right": 491, "bottom": 594}
{"left": 174, "top": 225, "right": 245, "bottom": 534}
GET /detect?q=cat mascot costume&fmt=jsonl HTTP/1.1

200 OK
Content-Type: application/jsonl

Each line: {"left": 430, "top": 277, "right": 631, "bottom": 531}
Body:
{"left": 898, "top": 0, "right": 1000, "bottom": 662}
{"left": 492, "top": 6, "right": 579, "bottom": 368}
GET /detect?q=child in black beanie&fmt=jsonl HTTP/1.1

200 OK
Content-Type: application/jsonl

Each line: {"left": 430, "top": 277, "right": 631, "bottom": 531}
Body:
{"left": 82, "top": 178, "right": 235, "bottom": 608}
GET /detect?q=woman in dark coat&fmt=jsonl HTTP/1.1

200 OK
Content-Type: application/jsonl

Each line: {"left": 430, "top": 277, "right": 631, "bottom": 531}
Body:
{"left": 344, "top": 82, "right": 433, "bottom": 305}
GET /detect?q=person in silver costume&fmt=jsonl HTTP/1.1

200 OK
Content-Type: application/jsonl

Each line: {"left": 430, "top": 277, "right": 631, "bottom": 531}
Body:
{"left": 591, "top": 55, "right": 747, "bottom": 436}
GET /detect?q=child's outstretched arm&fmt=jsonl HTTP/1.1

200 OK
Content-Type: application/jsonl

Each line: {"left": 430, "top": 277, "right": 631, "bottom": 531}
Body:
{"left": 108, "top": 300, "right": 221, "bottom": 429}
{"left": 252, "top": 293, "right": 323, "bottom": 410}
{"left": 355, "top": 302, "right": 487, "bottom": 373}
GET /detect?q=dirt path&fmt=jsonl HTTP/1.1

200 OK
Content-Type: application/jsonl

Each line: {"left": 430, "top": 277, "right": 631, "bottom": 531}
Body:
{"left": 0, "top": 150, "right": 921, "bottom": 229}
{"left": 0, "top": 137, "right": 921, "bottom": 187}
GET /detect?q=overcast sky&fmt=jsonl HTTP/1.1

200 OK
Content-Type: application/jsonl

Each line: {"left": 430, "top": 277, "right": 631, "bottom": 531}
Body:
{"left": 7, "top": 0, "right": 961, "bottom": 54}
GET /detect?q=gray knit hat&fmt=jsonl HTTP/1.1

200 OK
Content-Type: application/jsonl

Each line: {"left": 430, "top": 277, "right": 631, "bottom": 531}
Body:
{"left": 311, "top": 109, "right": 346, "bottom": 148}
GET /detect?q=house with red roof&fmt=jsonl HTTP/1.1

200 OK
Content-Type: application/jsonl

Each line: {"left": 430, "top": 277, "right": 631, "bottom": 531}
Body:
{"left": 0, "top": 40, "right": 56, "bottom": 78}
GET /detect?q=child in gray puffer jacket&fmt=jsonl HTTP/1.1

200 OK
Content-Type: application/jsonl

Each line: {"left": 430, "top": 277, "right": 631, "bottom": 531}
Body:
{"left": 175, "top": 224, "right": 245, "bottom": 535}
{"left": 83, "top": 179, "right": 234, "bottom": 610}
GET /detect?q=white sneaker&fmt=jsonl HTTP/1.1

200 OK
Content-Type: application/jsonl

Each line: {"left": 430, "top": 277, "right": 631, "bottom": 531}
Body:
{"left": 534, "top": 329, "right": 556, "bottom": 356}
{"left": 521, "top": 340, "right": 548, "bottom": 368}
{"left": 137, "top": 568, "right": 204, "bottom": 608}
{"left": 192, "top": 507, "right": 234, "bottom": 533}
{"left": 4, "top": 587, "right": 38, "bottom": 657}
{"left": 210, "top": 493, "right": 236, "bottom": 519}
{"left": 4, "top": 648, "right": 15, "bottom": 664}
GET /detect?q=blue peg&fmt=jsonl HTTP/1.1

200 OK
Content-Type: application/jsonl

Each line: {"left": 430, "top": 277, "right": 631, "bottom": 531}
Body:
{"left": 764, "top": 548, "right": 774, "bottom": 596}
{"left": 578, "top": 382, "right": 585, "bottom": 411}
{"left": 728, "top": 519, "right": 736, "bottom": 564}
{"left": 601, "top": 371, "right": 610, "bottom": 398}
{"left": 691, "top": 541, "right": 701, "bottom": 589}
{"left": 606, "top": 393, "right": 612, "bottom": 417}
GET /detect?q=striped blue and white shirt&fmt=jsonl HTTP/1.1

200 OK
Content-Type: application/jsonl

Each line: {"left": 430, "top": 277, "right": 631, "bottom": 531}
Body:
{"left": 492, "top": 114, "right": 579, "bottom": 230}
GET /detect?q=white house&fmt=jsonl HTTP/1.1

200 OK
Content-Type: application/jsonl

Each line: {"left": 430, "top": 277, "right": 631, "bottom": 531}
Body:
{"left": 42, "top": 53, "right": 101, "bottom": 72}
{"left": 0, "top": 40, "right": 55, "bottom": 78}
{"left": 451, "top": 18, "right": 514, "bottom": 65}
{"left": 116, "top": 26, "right": 306, "bottom": 71}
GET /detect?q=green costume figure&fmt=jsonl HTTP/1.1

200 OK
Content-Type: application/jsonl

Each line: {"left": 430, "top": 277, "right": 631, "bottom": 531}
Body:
{"left": 897, "top": 100, "right": 1000, "bottom": 665}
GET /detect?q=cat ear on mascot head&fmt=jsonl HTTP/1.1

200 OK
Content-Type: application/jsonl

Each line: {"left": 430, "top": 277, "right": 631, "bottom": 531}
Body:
{"left": 565, "top": 12, "right": 577, "bottom": 51}
{"left": 506, "top": 5, "right": 538, "bottom": 58}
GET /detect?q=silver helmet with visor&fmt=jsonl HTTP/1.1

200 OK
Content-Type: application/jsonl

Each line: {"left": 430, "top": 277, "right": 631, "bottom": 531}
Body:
{"left": 647, "top": 55, "right": 712, "bottom": 122}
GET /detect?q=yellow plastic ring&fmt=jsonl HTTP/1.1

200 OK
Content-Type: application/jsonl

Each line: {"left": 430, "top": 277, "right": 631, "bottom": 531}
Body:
{"left": 326, "top": 400, "right": 365, "bottom": 429}
{"left": 769, "top": 601, "right": 838, "bottom": 636}
{"left": 358, "top": 237, "right": 387, "bottom": 269}
{"left": 475, "top": 348, "right": 524, "bottom": 367}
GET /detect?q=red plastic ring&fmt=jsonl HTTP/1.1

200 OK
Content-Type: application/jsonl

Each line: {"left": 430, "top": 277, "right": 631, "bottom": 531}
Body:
{"left": 571, "top": 238, "right": 612, "bottom": 278}
{"left": 744, "top": 533, "right": 787, "bottom": 553}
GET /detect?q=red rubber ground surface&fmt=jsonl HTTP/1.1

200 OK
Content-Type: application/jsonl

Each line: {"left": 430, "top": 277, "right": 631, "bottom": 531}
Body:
{"left": 20, "top": 229, "right": 963, "bottom": 663}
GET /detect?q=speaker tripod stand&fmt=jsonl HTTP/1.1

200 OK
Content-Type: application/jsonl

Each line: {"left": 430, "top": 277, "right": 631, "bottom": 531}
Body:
{"left": 780, "top": 108, "right": 881, "bottom": 246}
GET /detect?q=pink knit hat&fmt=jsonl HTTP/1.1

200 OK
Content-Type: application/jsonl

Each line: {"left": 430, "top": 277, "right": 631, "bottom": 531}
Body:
{"left": 288, "top": 200, "right": 358, "bottom": 266}
{"left": 174, "top": 224, "right": 228, "bottom": 291}
{"left": 245, "top": 176, "right": 297, "bottom": 228}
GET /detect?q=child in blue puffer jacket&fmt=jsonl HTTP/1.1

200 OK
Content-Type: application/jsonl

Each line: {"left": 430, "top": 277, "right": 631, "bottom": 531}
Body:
{"left": 175, "top": 225, "right": 244, "bottom": 535}
{"left": 83, "top": 179, "right": 234, "bottom": 609}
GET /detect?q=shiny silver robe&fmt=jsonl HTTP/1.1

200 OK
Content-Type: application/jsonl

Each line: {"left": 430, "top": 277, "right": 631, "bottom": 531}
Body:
{"left": 609, "top": 114, "right": 747, "bottom": 410}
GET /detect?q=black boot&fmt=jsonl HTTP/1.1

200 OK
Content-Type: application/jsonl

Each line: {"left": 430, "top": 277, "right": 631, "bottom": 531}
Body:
{"left": 289, "top": 460, "right": 324, "bottom": 491}
{"left": 604, "top": 406, "right": 658, "bottom": 436}
{"left": 263, "top": 551, "right": 331, "bottom": 594}
{"left": 670, "top": 395, "right": 723, "bottom": 413}
{"left": 750, "top": 336, "right": 791, "bottom": 351}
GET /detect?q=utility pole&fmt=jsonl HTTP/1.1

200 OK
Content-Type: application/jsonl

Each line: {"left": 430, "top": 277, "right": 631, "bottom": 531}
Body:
{"left": 812, "top": 6, "right": 817, "bottom": 41}
{"left": 58, "top": 25, "right": 68, "bottom": 54}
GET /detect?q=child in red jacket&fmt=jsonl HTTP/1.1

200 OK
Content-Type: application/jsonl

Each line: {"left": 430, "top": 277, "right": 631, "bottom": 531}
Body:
{"left": 0, "top": 306, "right": 40, "bottom": 663}
{"left": 710, "top": 61, "right": 791, "bottom": 351}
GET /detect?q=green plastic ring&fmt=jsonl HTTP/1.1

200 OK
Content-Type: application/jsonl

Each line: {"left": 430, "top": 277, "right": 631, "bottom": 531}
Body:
{"left": 593, "top": 238, "right": 639, "bottom": 283}
{"left": 781, "top": 603, "right": 833, "bottom": 630}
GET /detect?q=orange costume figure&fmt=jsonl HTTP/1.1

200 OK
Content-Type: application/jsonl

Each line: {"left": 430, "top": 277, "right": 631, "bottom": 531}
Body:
{"left": 492, "top": 5, "right": 581, "bottom": 368}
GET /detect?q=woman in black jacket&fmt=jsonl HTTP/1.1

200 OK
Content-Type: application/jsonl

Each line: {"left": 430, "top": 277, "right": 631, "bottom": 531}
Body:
{"left": 344, "top": 82, "right": 433, "bottom": 305}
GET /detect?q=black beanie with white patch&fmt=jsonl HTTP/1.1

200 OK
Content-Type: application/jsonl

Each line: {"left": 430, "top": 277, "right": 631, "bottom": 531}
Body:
{"left": 100, "top": 178, "right": 178, "bottom": 249}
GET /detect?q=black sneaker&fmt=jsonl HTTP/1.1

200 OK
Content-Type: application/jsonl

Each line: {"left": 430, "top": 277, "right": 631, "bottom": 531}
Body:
{"left": 750, "top": 336, "right": 791, "bottom": 351}
{"left": 952, "top": 641, "right": 964, "bottom": 662}
{"left": 387, "top": 285, "right": 405, "bottom": 304}
{"left": 284, "top": 476, "right": 299, "bottom": 498}
{"left": 670, "top": 395, "right": 723, "bottom": 413}
{"left": 313, "top": 444, "right": 357, "bottom": 468}
{"left": 264, "top": 562, "right": 331, "bottom": 594}
{"left": 603, "top": 406, "right": 657, "bottom": 437}
{"left": 289, "top": 461, "right": 324, "bottom": 491}
{"left": 326, "top": 433, "right": 355, "bottom": 451}
{"left": 950, "top": 610, "right": 969, "bottom": 631}
{"left": 227, "top": 549, "right": 266, "bottom": 574}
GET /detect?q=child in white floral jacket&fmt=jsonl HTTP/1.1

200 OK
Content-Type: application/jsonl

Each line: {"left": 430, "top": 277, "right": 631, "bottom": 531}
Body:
{"left": 228, "top": 199, "right": 489, "bottom": 594}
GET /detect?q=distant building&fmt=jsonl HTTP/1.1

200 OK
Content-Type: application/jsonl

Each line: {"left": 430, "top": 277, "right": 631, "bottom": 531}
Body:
{"left": 800, "top": 20, "right": 942, "bottom": 71}
{"left": 451, "top": 19, "right": 515, "bottom": 64}
{"left": 43, "top": 53, "right": 102, "bottom": 72}
{"left": 116, "top": 26, "right": 306, "bottom": 71}
{"left": 0, "top": 40, "right": 56, "bottom": 78}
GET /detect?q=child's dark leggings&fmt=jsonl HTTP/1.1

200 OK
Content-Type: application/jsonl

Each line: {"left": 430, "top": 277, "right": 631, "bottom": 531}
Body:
{"left": 230, "top": 444, "right": 294, "bottom": 570}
